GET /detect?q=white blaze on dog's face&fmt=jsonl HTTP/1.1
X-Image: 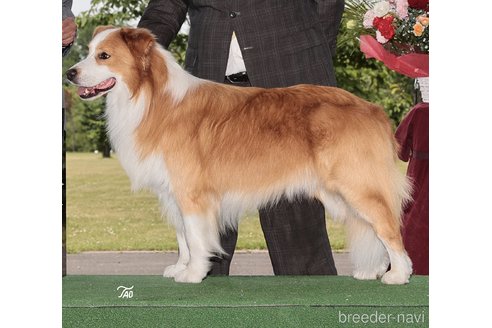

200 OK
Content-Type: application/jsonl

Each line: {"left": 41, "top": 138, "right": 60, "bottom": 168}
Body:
{"left": 67, "top": 26, "right": 156, "bottom": 100}
{"left": 68, "top": 27, "right": 119, "bottom": 100}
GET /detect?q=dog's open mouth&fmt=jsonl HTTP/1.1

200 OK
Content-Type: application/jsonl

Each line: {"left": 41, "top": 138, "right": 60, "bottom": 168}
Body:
{"left": 77, "top": 78, "right": 116, "bottom": 99}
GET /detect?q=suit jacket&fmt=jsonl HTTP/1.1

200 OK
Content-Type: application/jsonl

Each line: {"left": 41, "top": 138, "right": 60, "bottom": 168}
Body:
{"left": 62, "top": 0, "right": 74, "bottom": 19}
{"left": 62, "top": 0, "right": 75, "bottom": 56}
{"left": 138, "top": 0, "right": 344, "bottom": 88}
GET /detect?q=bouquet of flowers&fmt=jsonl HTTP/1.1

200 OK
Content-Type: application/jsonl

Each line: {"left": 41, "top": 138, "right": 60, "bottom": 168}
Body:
{"left": 344, "top": 0, "right": 429, "bottom": 77}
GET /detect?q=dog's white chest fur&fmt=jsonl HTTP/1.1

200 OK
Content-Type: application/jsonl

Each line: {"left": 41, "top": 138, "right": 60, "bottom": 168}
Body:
{"left": 104, "top": 86, "right": 181, "bottom": 224}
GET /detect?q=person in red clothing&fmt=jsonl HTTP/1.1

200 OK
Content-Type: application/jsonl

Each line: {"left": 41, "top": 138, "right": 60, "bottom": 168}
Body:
{"left": 395, "top": 102, "right": 429, "bottom": 275}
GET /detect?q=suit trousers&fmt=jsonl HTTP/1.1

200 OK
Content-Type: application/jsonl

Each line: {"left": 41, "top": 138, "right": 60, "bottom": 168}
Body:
{"left": 208, "top": 78, "right": 338, "bottom": 276}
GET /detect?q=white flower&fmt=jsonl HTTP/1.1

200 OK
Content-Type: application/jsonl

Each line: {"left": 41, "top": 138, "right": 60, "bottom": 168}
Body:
{"left": 373, "top": 1, "right": 391, "bottom": 17}
{"left": 363, "top": 10, "right": 376, "bottom": 28}
{"left": 376, "top": 30, "right": 389, "bottom": 44}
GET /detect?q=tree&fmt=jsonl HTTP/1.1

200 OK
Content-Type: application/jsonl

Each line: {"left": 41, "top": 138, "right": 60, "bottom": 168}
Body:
{"left": 77, "top": 0, "right": 149, "bottom": 28}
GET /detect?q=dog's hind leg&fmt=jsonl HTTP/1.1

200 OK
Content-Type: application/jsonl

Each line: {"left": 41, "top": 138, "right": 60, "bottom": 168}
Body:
{"left": 345, "top": 191, "right": 412, "bottom": 285}
{"left": 318, "top": 156, "right": 412, "bottom": 284}
{"left": 346, "top": 215, "right": 389, "bottom": 280}
{"left": 318, "top": 190, "right": 390, "bottom": 280}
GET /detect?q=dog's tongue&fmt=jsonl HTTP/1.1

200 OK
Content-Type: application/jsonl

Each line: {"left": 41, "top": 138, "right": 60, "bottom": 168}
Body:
{"left": 77, "top": 86, "right": 95, "bottom": 97}
{"left": 77, "top": 78, "right": 115, "bottom": 97}
{"left": 96, "top": 78, "right": 115, "bottom": 90}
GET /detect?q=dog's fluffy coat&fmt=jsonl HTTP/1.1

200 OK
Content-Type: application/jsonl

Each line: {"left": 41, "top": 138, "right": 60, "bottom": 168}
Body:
{"left": 68, "top": 27, "right": 413, "bottom": 284}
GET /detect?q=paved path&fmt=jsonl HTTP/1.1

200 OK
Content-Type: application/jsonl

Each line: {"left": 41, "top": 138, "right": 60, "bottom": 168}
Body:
{"left": 67, "top": 251, "right": 353, "bottom": 276}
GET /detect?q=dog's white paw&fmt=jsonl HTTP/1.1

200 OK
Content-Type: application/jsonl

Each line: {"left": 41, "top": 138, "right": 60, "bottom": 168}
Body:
{"left": 380, "top": 251, "right": 412, "bottom": 284}
{"left": 381, "top": 270, "right": 410, "bottom": 285}
{"left": 353, "top": 270, "right": 378, "bottom": 280}
{"left": 163, "top": 264, "right": 187, "bottom": 278}
{"left": 353, "top": 262, "right": 389, "bottom": 280}
{"left": 174, "top": 267, "right": 205, "bottom": 283}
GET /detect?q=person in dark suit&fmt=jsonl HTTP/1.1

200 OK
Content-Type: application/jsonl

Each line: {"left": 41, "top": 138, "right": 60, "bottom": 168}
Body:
{"left": 62, "top": 0, "right": 77, "bottom": 55}
{"left": 138, "top": 0, "right": 345, "bottom": 276}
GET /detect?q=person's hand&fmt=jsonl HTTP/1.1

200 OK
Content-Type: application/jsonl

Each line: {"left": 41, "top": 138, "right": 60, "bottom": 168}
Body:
{"left": 62, "top": 17, "right": 77, "bottom": 46}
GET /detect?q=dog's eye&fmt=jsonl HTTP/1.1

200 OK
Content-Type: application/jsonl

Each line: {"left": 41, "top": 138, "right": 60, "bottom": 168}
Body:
{"left": 98, "top": 52, "right": 111, "bottom": 60}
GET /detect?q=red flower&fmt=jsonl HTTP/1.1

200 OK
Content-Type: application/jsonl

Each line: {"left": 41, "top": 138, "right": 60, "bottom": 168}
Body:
{"left": 408, "top": 0, "right": 429, "bottom": 11}
{"left": 373, "top": 16, "right": 395, "bottom": 40}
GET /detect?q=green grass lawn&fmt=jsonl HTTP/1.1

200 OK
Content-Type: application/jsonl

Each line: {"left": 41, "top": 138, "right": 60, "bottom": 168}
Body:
{"left": 66, "top": 153, "right": 350, "bottom": 253}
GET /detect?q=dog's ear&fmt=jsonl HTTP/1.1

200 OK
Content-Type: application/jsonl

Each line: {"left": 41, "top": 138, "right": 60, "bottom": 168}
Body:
{"left": 120, "top": 28, "right": 156, "bottom": 72}
{"left": 93, "top": 25, "right": 115, "bottom": 38}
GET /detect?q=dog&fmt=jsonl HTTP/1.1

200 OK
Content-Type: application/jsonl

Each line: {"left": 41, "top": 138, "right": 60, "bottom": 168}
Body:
{"left": 67, "top": 26, "right": 413, "bottom": 284}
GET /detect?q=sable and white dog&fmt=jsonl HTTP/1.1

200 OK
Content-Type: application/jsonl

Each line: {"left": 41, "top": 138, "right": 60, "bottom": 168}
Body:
{"left": 67, "top": 27, "right": 413, "bottom": 284}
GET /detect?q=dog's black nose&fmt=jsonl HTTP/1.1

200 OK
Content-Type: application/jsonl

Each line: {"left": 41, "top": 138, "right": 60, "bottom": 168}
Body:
{"left": 66, "top": 68, "right": 78, "bottom": 81}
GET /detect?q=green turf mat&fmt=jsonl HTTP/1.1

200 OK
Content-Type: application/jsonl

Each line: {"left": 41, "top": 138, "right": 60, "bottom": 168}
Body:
{"left": 63, "top": 275, "right": 428, "bottom": 327}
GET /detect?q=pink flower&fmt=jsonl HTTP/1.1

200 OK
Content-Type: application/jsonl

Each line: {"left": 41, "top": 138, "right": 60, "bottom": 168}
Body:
{"left": 376, "top": 30, "right": 389, "bottom": 44}
{"left": 363, "top": 10, "right": 376, "bottom": 28}
{"left": 396, "top": 0, "right": 409, "bottom": 19}
{"left": 418, "top": 15, "right": 429, "bottom": 26}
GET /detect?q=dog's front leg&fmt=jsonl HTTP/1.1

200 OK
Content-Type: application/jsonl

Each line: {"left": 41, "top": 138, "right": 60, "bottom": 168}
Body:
{"left": 163, "top": 228, "right": 190, "bottom": 278}
{"left": 173, "top": 214, "right": 217, "bottom": 283}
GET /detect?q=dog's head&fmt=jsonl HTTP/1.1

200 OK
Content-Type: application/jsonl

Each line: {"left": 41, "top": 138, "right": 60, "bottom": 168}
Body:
{"left": 66, "top": 26, "right": 156, "bottom": 100}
